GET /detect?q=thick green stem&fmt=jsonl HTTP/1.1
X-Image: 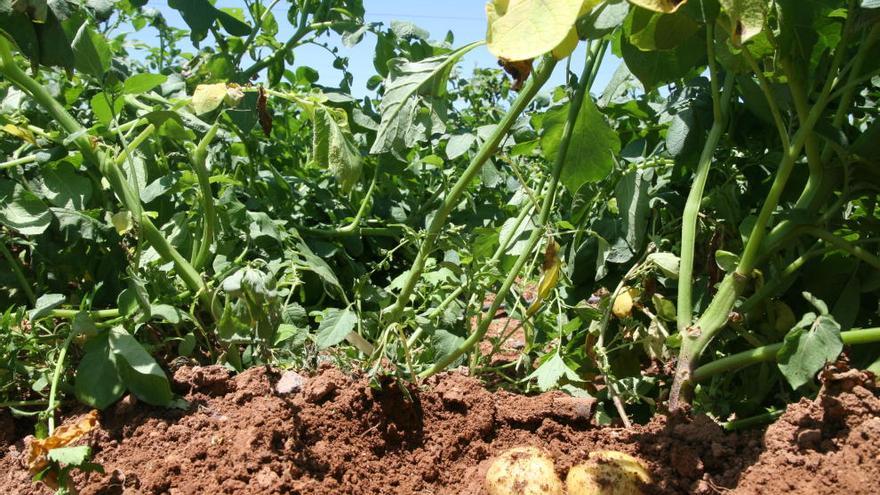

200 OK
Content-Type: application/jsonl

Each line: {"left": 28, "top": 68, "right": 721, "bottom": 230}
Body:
{"left": 419, "top": 53, "right": 591, "bottom": 379}
{"left": 191, "top": 122, "right": 220, "bottom": 270}
{"left": 676, "top": 73, "right": 734, "bottom": 334}
{"left": 0, "top": 238, "right": 35, "bottom": 304}
{"left": 382, "top": 57, "right": 558, "bottom": 324}
{"left": 692, "top": 327, "right": 880, "bottom": 383}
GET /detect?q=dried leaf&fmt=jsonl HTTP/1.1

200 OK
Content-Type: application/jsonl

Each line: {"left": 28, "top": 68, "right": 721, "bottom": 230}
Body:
{"left": 1, "top": 123, "right": 37, "bottom": 145}
{"left": 498, "top": 58, "right": 533, "bottom": 91}
{"left": 27, "top": 410, "right": 99, "bottom": 482}
{"left": 192, "top": 83, "right": 227, "bottom": 115}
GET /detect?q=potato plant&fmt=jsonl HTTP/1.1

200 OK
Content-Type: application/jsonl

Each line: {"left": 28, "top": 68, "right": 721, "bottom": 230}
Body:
{"left": 1, "top": 0, "right": 880, "bottom": 433}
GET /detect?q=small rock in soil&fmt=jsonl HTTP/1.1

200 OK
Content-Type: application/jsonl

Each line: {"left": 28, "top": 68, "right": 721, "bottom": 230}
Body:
{"left": 275, "top": 370, "right": 306, "bottom": 395}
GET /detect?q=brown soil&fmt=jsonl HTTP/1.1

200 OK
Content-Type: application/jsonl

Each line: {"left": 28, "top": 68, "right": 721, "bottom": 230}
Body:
{"left": 2, "top": 362, "right": 878, "bottom": 495}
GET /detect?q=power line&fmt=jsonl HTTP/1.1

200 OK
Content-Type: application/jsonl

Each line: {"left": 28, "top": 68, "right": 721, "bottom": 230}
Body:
{"left": 365, "top": 12, "right": 484, "bottom": 22}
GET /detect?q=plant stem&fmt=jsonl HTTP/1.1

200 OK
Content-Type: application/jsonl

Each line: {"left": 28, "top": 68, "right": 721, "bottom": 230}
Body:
{"left": 692, "top": 327, "right": 880, "bottom": 383}
{"left": 46, "top": 327, "right": 78, "bottom": 434}
{"left": 383, "top": 57, "right": 558, "bottom": 325}
{"left": 48, "top": 308, "right": 120, "bottom": 319}
{"left": 0, "top": 154, "right": 38, "bottom": 170}
{"left": 191, "top": 122, "right": 220, "bottom": 270}
{"left": 0, "top": 238, "right": 36, "bottom": 305}
{"left": 676, "top": 74, "right": 733, "bottom": 334}
{"left": 419, "top": 52, "right": 591, "bottom": 379}
{"left": 723, "top": 410, "right": 783, "bottom": 431}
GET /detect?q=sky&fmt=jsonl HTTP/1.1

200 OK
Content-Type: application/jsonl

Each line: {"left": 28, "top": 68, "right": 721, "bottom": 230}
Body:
{"left": 134, "top": 0, "right": 619, "bottom": 97}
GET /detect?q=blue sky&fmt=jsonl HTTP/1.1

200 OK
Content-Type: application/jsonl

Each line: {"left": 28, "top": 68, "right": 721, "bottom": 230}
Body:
{"left": 133, "top": 0, "right": 619, "bottom": 96}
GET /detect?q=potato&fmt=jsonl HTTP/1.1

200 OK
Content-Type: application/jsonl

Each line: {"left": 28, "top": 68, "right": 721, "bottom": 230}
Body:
{"left": 566, "top": 450, "right": 651, "bottom": 495}
{"left": 485, "top": 446, "right": 563, "bottom": 495}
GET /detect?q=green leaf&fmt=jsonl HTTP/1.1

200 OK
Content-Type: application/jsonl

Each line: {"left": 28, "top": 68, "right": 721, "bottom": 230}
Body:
{"left": 715, "top": 249, "right": 740, "bottom": 273}
{"left": 71, "top": 23, "right": 110, "bottom": 78}
{"left": 75, "top": 334, "right": 124, "bottom": 409}
{"left": 614, "top": 169, "right": 650, "bottom": 253}
{"left": 216, "top": 8, "right": 252, "bottom": 36}
{"left": 108, "top": 326, "right": 172, "bottom": 406}
{"left": 540, "top": 96, "right": 620, "bottom": 194}
{"left": 646, "top": 252, "right": 679, "bottom": 279}
{"left": 312, "top": 107, "right": 362, "bottom": 193}
{"left": 526, "top": 352, "right": 580, "bottom": 391}
{"left": 315, "top": 307, "right": 358, "bottom": 349}
{"left": 370, "top": 42, "right": 480, "bottom": 155}
{"left": 629, "top": 7, "right": 699, "bottom": 50}
{"left": 123, "top": 73, "right": 167, "bottom": 94}
{"left": 432, "top": 329, "right": 466, "bottom": 362}
{"left": 47, "top": 445, "right": 91, "bottom": 466}
{"left": 39, "top": 162, "right": 92, "bottom": 210}
{"left": 777, "top": 314, "right": 843, "bottom": 389}
{"left": 620, "top": 12, "right": 706, "bottom": 90}
{"left": 90, "top": 92, "right": 123, "bottom": 127}
{"left": 445, "top": 133, "right": 475, "bottom": 160}
{"left": 864, "top": 0, "right": 880, "bottom": 8}
{"left": 802, "top": 291, "right": 829, "bottom": 315}
{"left": 0, "top": 180, "right": 52, "bottom": 235}
{"left": 486, "top": 0, "right": 588, "bottom": 61}
{"left": 29, "top": 293, "right": 65, "bottom": 321}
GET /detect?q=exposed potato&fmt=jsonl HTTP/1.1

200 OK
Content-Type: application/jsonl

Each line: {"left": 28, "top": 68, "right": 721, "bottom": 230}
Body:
{"left": 485, "top": 446, "right": 563, "bottom": 495}
{"left": 566, "top": 450, "right": 651, "bottom": 495}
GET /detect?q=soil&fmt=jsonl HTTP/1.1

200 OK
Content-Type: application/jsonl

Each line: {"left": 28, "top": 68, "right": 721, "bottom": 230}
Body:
{"left": 1, "top": 361, "right": 878, "bottom": 495}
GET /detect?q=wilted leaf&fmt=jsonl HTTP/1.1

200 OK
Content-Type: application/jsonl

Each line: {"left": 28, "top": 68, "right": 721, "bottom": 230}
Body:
{"left": 27, "top": 410, "right": 99, "bottom": 479}
{"left": 312, "top": 107, "right": 362, "bottom": 192}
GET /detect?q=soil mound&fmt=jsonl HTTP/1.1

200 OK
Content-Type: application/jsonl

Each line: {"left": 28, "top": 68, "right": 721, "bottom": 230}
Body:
{"left": 1, "top": 362, "right": 878, "bottom": 494}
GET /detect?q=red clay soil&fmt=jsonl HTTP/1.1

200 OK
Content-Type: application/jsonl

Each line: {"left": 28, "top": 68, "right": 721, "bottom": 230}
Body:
{"left": 1, "top": 361, "right": 879, "bottom": 494}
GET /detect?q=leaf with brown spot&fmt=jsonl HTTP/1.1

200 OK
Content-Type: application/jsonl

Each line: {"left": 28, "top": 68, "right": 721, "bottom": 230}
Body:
{"left": 27, "top": 410, "right": 99, "bottom": 486}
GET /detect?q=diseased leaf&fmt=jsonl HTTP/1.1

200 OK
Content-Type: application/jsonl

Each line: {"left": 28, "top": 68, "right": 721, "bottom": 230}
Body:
{"left": 315, "top": 307, "right": 358, "bottom": 349}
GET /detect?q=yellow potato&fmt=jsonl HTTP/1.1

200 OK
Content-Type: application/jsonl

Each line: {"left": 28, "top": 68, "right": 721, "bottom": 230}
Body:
{"left": 485, "top": 446, "right": 563, "bottom": 495}
{"left": 566, "top": 450, "right": 651, "bottom": 495}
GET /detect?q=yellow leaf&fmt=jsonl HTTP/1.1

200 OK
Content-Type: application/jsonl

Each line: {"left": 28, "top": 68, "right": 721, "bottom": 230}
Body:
{"left": 552, "top": 27, "right": 580, "bottom": 60}
{"left": 627, "top": 0, "right": 688, "bottom": 13}
{"left": 111, "top": 210, "right": 132, "bottom": 234}
{"left": 612, "top": 287, "right": 636, "bottom": 318}
{"left": 192, "top": 83, "right": 228, "bottom": 115}
{"left": 486, "top": 0, "right": 586, "bottom": 62}
{"left": 527, "top": 238, "right": 562, "bottom": 317}
{"left": 1, "top": 124, "right": 36, "bottom": 145}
